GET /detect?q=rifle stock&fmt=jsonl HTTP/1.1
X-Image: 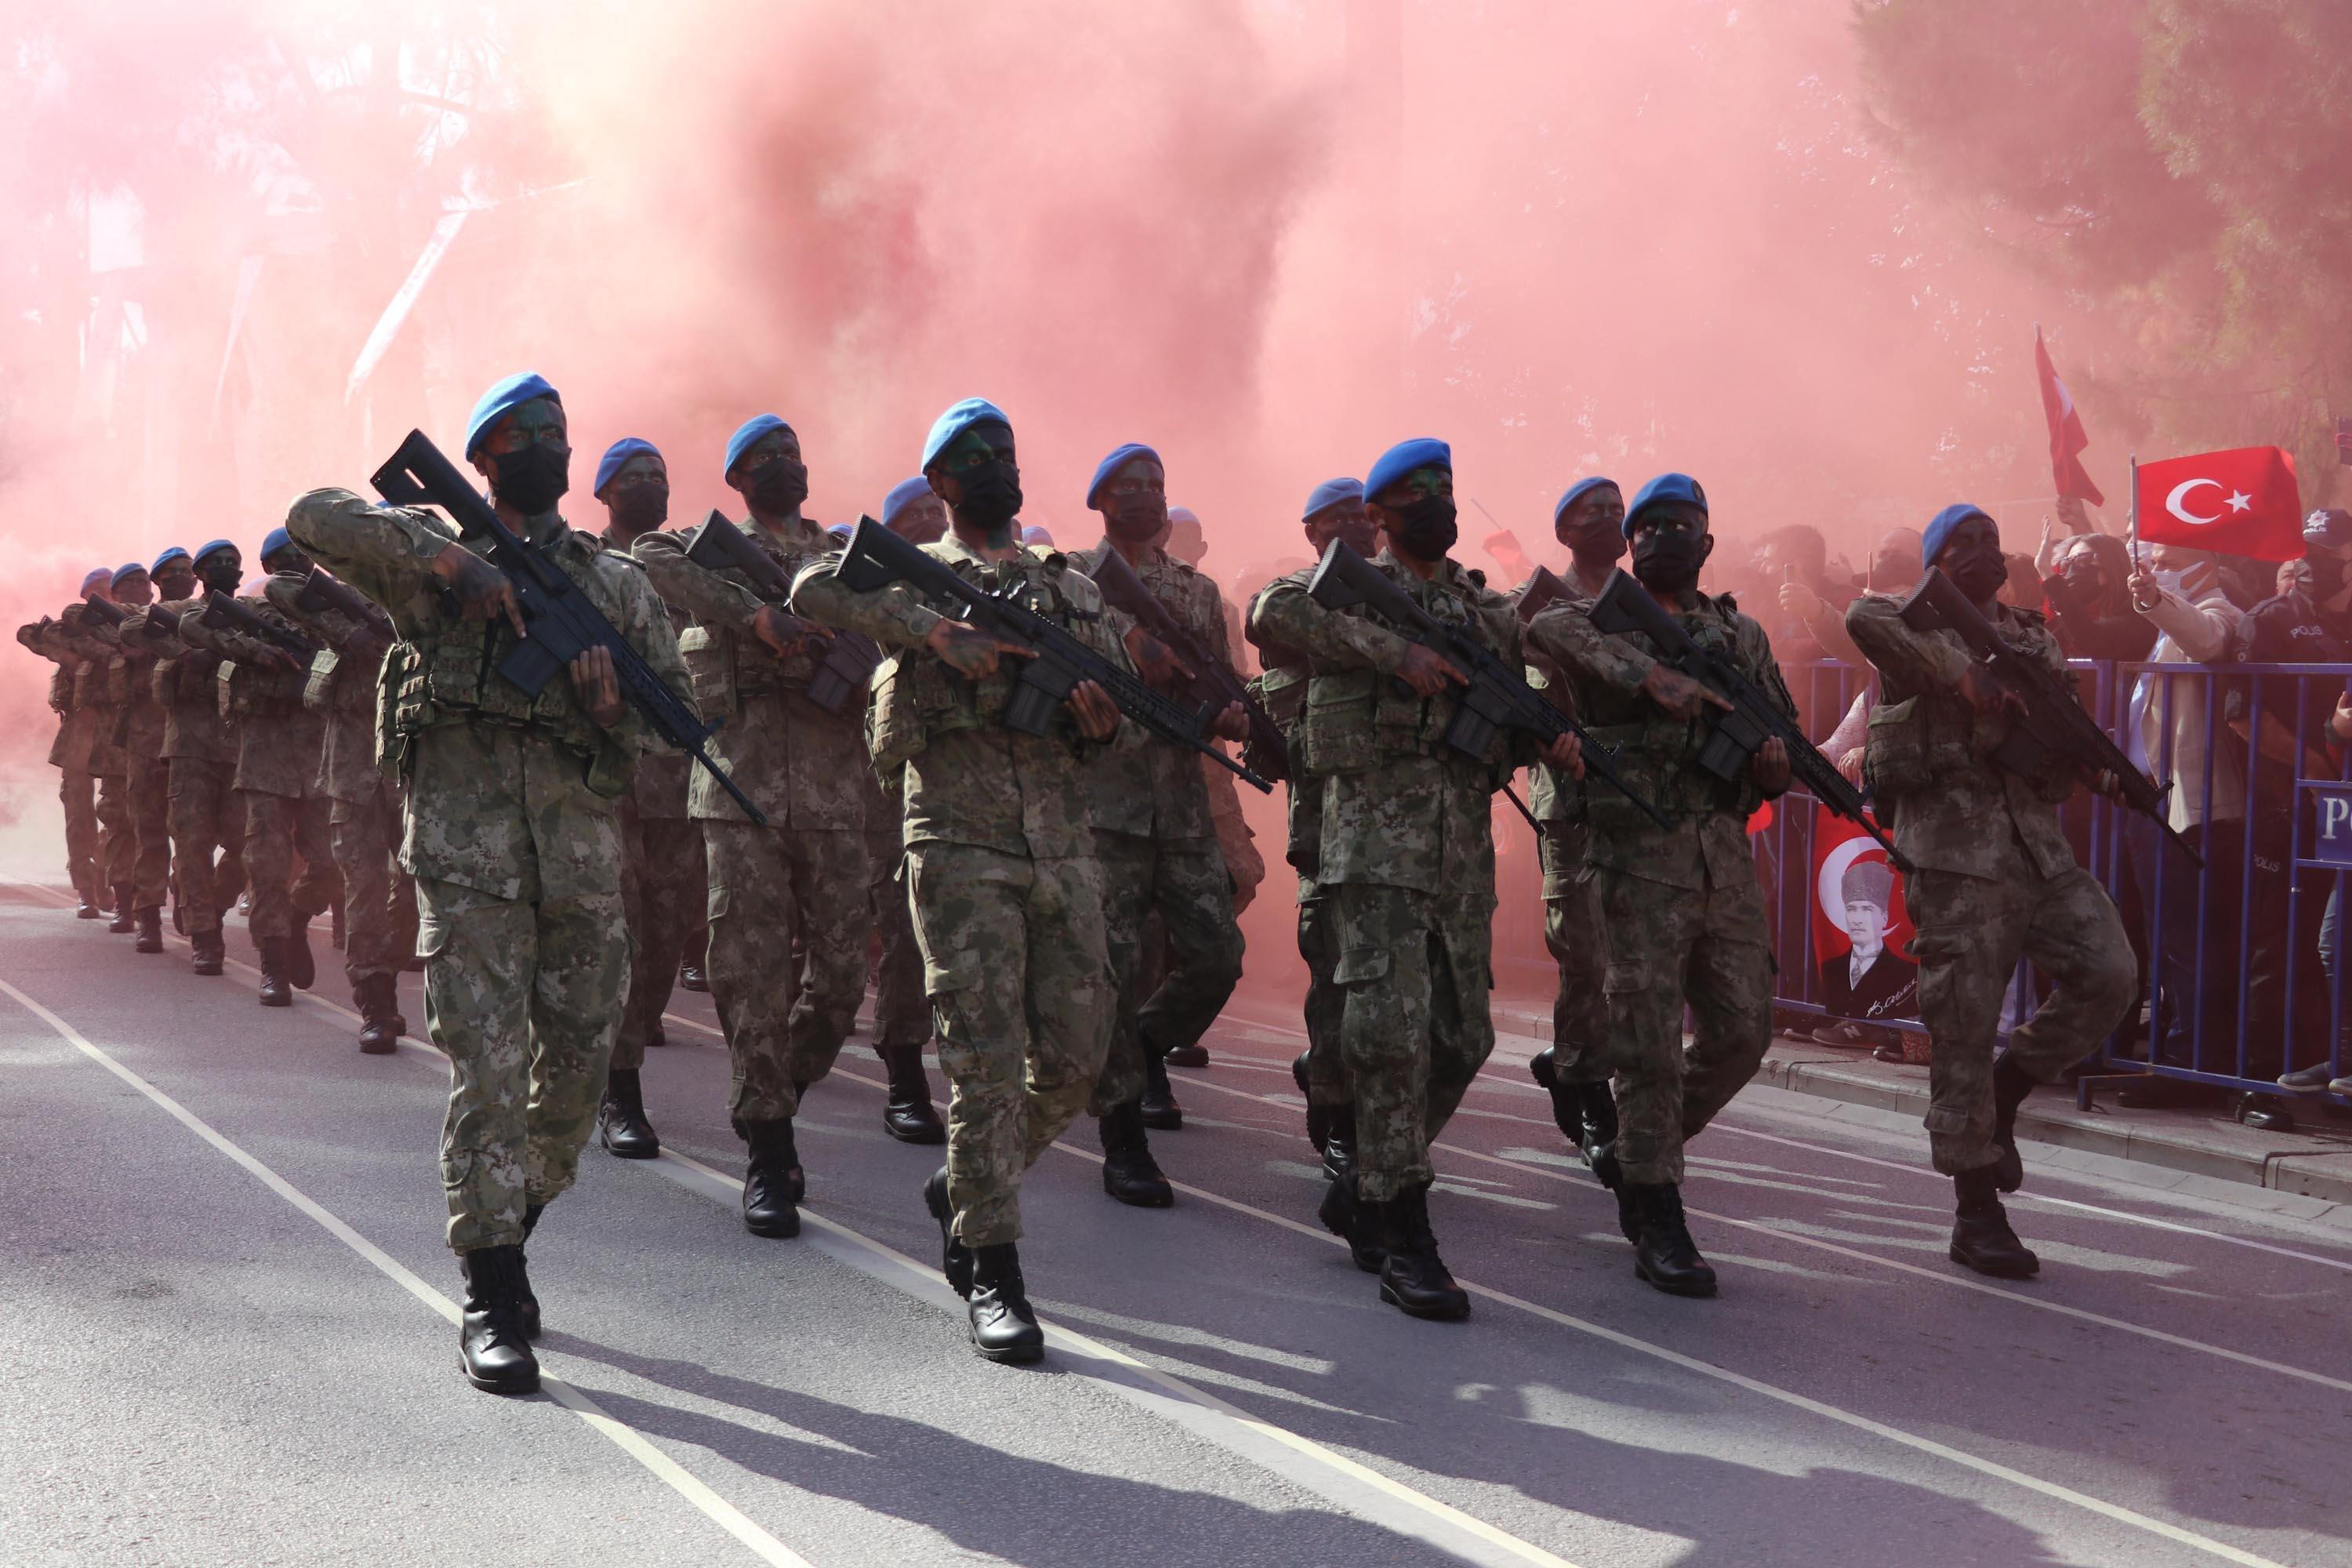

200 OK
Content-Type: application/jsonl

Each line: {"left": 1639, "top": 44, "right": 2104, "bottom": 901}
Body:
{"left": 1086, "top": 543, "right": 1289, "bottom": 783}
{"left": 1515, "top": 564, "right": 1575, "bottom": 624}
{"left": 295, "top": 564, "right": 395, "bottom": 652}
{"left": 203, "top": 590, "right": 321, "bottom": 657}
{"left": 684, "top": 510, "right": 883, "bottom": 716}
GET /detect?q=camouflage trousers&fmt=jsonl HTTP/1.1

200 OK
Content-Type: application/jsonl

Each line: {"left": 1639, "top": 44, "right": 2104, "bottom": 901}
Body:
{"left": 1332, "top": 879, "right": 1497, "bottom": 1202}
{"left": 866, "top": 829, "right": 929, "bottom": 1051}
{"left": 126, "top": 757, "right": 171, "bottom": 910}
{"left": 245, "top": 790, "right": 339, "bottom": 944}
{"left": 615, "top": 800, "right": 704, "bottom": 1069}
{"left": 1297, "top": 891, "right": 1349, "bottom": 1109}
{"left": 907, "top": 842, "right": 1113, "bottom": 1247}
{"left": 60, "top": 768, "right": 98, "bottom": 902}
{"left": 1541, "top": 823, "right": 1609, "bottom": 1083}
{"left": 166, "top": 759, "right": 245, "bottom": 935}
{"left": 1088, "top": 829, "right": 1244, "bottom": 1114}
{"left": 703, "top": 820, "right": 868, "bottom": 1124}
{"left": 418, "top": 873, "right": 628, "bottom": 1253}
{"left": 1908, "top": 844, "right": 2135, "bottom": 1176}
{"left": 96, "top": 768, "right": 132, "bottom": 889}
{"left": 329, "top": 784, "right": 419, "bottom": 991}
{"left": 1592, "top": 862, "right": 1773, "bottom": 1186}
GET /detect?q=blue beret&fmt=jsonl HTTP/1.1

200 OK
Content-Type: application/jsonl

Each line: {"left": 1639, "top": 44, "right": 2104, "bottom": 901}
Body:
{"left": 112, "top": 562, "right": 148, "bottom": 587}
{"left": 1624, "top": 473, "right": 1708, "bottom": 537}
{"left": 464, "top": 372, "right": 561, "bottom": 457}
{"left": 922, "top": 397, "right": 1012, "bottom": 471}
{"left": 260, "top": 527, "right": 294, "bottom": 561}
{"left": 1087, "top": 443, "right": 1161, "bottom": 508}
{"left": 828, "top": 522, "right": 854, "bottom": 539}
{"left": 1303, "top": 477, "right": 1363, "bottom": 521}
{"left": 192, "top": 539, "right": 238, "bottom": 565}
{"left": 1922, "top": 503, "right": 1994, "bottom": 566}
{"left": 1553, "top": 476, "right": 1621, "bottom": 525}
{"left": 1364, "top": 438, "right": 1451, "bottom": 504}
{"left": 151, "top": 546, "right": 191, "bottom": 574}
{"left": 594, "top": 437, "right": 662, "bottom": 499}
{"left": 79, "top": 568, "right": 113, "bottom": 597}
{"left": 724, "top": 416, "right": 793, "bottom": 480}
{"left": 1022, "top": 523, "right": 1054, "bottom": 547}
{"left": 883, "top": 475, "right": 932, "bottom": 525}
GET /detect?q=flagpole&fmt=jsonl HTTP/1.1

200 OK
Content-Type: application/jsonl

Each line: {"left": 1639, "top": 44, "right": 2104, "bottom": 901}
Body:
{"left": 2128, "top": 452, "right": 2139, "bottom": 555}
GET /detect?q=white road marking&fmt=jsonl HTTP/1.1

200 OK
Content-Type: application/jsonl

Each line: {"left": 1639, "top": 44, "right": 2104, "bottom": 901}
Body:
{"left": 0, "top": 972, "right": 817, "bottom": 1568}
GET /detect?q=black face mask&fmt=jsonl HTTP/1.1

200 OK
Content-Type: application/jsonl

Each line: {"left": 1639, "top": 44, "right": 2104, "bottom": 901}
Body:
{"left": 1388, "top": 495, "right": 1458, "bottom": 561}
{"left": 954, "top": 460, "right": 1025, "bottom": 536}
{"left": 747, "top": 458, "right": 809, "bottom": 515}
{"left": 1566, "top": 520, "right": 1628, "bottom": 561}
{"left": 610, "top": 485, "right": 669, "bottom": 533}
{"left": 492, "top": 444, "right": 571, "bottom": 517}
{"left": 1944, "top": 545, "right": 2008, "bottom": 603}
{"left": 1105, "top": 497, "right": 1166, "bottom": 543}
{"left": 197, "top": 560, "right": 240, "bottom": 595}
{"left": 1632, "top": 531, "right": 1705, "bottom": 595}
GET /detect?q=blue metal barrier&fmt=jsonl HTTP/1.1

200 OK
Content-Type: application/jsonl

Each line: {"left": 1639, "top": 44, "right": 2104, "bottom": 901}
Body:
{"left": 1753, "top": 658, "right": 2352, "bottom": 1113}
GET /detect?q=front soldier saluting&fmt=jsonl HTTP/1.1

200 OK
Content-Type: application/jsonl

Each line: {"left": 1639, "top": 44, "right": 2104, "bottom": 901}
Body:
{"left": 285, "top": 372, "right": 693, "bottom": 1396}
{"left": 1845, "top": 505, "right": 2135, "bottom": 1278}
{"left": 1523, "top": 474, "right": 1784, "bottom": 1300}
{"left": 791, "top": 397, "right": 1121, "bottom": 1364}
{"left": 1250, "top": 439, "right": 1580, "bottom": 1322}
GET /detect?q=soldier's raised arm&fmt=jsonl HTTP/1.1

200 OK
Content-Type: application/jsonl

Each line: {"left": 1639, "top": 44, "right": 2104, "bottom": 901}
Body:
{"left": 788, "top": 554, "right": 946, "bottom": 649}
{"left": 1844, "top": 591, "right": 1972, "bottom": 695}
{"left": 633, "top": 526, "right": 766, "bottom": 633}
{"left": 282, "top": 488, "right": 459, "bottom": 629}
{"left": 1245, "top": 572, "right": 1411, "bottom": 673}
{"left": 1523, "top": 601, "right": 1657, "bottom": 698}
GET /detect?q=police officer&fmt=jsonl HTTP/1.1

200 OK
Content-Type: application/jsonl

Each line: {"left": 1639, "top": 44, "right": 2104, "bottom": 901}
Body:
{"left": 1846, "top": 504, "right": 2136, "bottom": 1277}
{"left": 793, "top": 397, "right": 1123, "bottom": 1363}
{"left": 286, "top": 371, "right": 693, "bottom": 1396}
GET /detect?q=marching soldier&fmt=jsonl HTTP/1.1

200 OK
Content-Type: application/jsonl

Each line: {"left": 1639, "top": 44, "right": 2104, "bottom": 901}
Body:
{"left": 105, "top": 562, "right": 174, "bottom": 955}
{"left": 16, "top": 569, "right": 114, "bottom": 919}
{"left": 155, "top": 543, "right": 250, "bottom": 976}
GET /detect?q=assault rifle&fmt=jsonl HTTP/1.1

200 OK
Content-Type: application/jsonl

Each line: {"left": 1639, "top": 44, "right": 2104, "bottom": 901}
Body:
{"left": 73, "top": 597, "right": 125, "bottom": 630}
{"left": 78, "top": 595, "right": 180, "bottom": 648}
{"left": 1086, "top": 543, "right": 1289, "bottom": 782}
{"left": 684, "top": 510, "right": 883, "bottom": 716}
{"left": 1305, "top": 542, "right": 1668, "bottom": 829}
{"left": 1514, "top": 564, "right": 1577, "bottom": 624}
{"left": 1587, "top": 568, "right": 1911, "bottom": 872}
{"left": 296, "top": 564, "right": 396, "bottom": 654}
{"left": 370, "top": 427, "right": 767, "bottom": 828}
{"left": 828, "top": 517, "right": 1273, "bottom": 793}
{"left": 1897, "top": 565, "right": 2198, "bottom": 866}
{"left": 203, "top": 590, "right": 321, "bottom": 658}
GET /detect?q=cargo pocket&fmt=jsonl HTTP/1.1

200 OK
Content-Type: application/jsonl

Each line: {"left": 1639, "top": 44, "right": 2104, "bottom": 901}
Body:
{"left": 1333, "top": 946, "right": 1391, "bottom": 988}
{"left": 1602, "top": 960, "right": 1647, "bottom": 996}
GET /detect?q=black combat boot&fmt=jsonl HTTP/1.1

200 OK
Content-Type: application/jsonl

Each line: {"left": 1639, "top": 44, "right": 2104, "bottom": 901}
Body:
{"left": 646, "top": 1022, "right": 666, "bottom": 1049}
{"left": 1950, "top": 1167, "right": 2039, "bottom": 1279}
{"left": 679, "top": 960, "right": 709, "bottom": 993}
{"left": 285, "top": 913, "right": 318, "bottom": 990}
{"left": 257, "top": 940, "right": 292, "bottom": 1007}
{"left": 1989, "top": 1051, "right": 2035, "bottom": 1194}
{"left": 967, "top": 1242, "right": 1045, "bottom": 1363}
{"left": 1098, "top": 1101, "right": 1175, "bottom": 1207}
{"left": 107, "top": 886, "right": 136, "bottom": 934}
{"left": 74, "top": 889, "right": 99, "bottom": 920}
{"left": 1140, "top": 1051, "right": 1184, "bottom": 1131}
{"left": 923, "top": 1164, "right": 974, "bottom": 1298}
{"left": 191, "top": 927, "right": 224, "bottom": 976}
{"left": 1316, "top": 1136, "right": 1384, "bottom": 1274}
{"left": 1627, "top": 1184, "right": 1717, "bottom": 1298}
{"left": 597, "top": 1069, "right": 660, "bottom": 1159}
{"left": 1321, "top": 1102, "right": 1359, "bottom": 1189}
{"left": 457, "top": 1244, "right": 539, "bottom": 1394}
{"left": 517, "top": 1202, "right": 543, "bottom": 1339}
{"left": 1372, "top": 1184, "right": 1470, "bottom": 1321}
{"left": 356, "top": 975, "right": 401, "bottom": 1054}
{"left": 1163, "top": 1041, "right": 1210, "bottom": 1069}
{"left": 1291, "top": 1051, "right": 1333, "bottom": 1160}
{"left": 880, "top": 1046, "right": 946, "bottom": 1144}
{"left": 739, "top": 1119, "right": 800, "bottom": 1238}
{"left": 133, "top": 906, "right": 163, "bottom": 954}
{"left": 1528, "top": 1047, "right": 1583, "bottom": 1143}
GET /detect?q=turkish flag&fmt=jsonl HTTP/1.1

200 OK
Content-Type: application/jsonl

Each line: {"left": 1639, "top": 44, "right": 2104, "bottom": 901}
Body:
{"left": 2034, "top": 327, "right": 2105, "bottom": 506}
{"left": 2134, "top": 446, "right": 2305, "bottom": 561}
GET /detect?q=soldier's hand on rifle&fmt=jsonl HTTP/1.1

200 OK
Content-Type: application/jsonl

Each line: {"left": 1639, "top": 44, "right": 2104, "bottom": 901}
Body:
{"left": 1638, "top": 662, "right": 1732, "bottom": 720}
{"left": 1123, "top": 626, "right": 1192, "bottom": 690}
{"left": 924, "top": 619, "right": 1033, "bottom": 680}
{"left": 250, "top": 645, "right": 304, "bottom": 676}
{"left": 751, "top": 604, "right": 829, "bottom": 659}
{"left": 1210, "top": 700, "right": 1250, "bottom": 742}
{"left": 1751, "top": 735, "right": 1792, "bottom": 795}
{"left": 431, "top": 544, "right": 527, "bottom": 640}
{"left": 1957, "top": 663, "right": 2027, "bottom": 721}
{"left": 569, "top": 645, "right": 624, "bottom": 728}
{"left": 1540, "top": 731, "right": 1584, "bottom": 780}
{"left": 1393, "top": 643, "right": 1469, "bottom": 698}
{"left": 1067, "top": 680, "right": 1120, "bottom": 741}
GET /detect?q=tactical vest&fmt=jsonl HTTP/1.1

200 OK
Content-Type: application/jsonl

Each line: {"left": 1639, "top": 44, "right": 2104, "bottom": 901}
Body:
{"left": 218, "top": 660, "right": 304, "bottom": 719}
{"left": 1863, "top": 688, "right": 2074, "bottom": 819}
{"left": 375, "top": 616, "right": 622, "bottom": 793}
{"left": 1577, "top": 609, "right": 1764, "bottom": 837}
{"left": 1295, "top": 601, "right": 1512, "bottom": 781}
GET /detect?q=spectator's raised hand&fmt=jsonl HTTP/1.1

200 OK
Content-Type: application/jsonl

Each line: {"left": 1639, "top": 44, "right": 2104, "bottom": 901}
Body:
{"left": 1778, "top": 579, "right": 1825, "bottom": 622}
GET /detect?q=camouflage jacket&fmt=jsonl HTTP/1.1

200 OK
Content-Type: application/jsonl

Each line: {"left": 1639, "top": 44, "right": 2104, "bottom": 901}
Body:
{"left": 265, "top": 573, "right": 394, "bottom": 806}
{"left": 1247, "top": 566, "right": 1326, "bottom": 895}
{"left": 1526, "top": 589, "right": 1794, "bottom": 893}
{"left": 1068, "top": 539, "right": 1222, "bottom": 843}
{"left": 136, "top": 597, "right": 236, "bottom": 767}
{"left": 1515, "top": 565, "right": 1613, "bottom": 826}
{"left": 602, "top": 527, "right": 693, "bottom": 819}
{"left": 175, "top": 575, "right": 327, "bottom": 800}
{"left": 1248, "top": 551, "right": 1519, "bottom": 895}
{"left": 633, "top": 513, "right": 866, "bottom": 830}
{"left": 285, "top": 489, "right": 692, "bottom": 903}
{"left": 1846, "top": 592, "right": 2079, "bottom": 882}
{"left": 790, "top": 535, "right": 1123, "bottom": 861}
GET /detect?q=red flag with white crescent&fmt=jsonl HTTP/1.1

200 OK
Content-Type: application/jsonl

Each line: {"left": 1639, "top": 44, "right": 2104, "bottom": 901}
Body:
{"left": 2133, "top": 446, "right": 2305, "bottom": 561}
{"left": 2034, "top": 327, "right": 2105, "bottom": 506}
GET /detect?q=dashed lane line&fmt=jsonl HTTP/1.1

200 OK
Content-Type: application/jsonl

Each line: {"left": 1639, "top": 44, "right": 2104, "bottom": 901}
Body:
{"left": 0, "top": 972, "right": 818, "bottom": 1568}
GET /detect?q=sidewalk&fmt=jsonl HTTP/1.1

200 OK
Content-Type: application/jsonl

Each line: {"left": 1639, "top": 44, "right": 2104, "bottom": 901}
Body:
{"left": 1486, "top": 996, "right": 2352, "bottom": 1208}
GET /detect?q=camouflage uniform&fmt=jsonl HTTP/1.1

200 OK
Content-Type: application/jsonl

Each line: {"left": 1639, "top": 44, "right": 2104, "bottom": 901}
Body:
{"left": 792, "top": 538, "right": 1119, "bottom": 1247}
{"left": 76, "top": 616, "right": 134, "bottom": 899}
{"left": 1249, "top": 553, "right": 1522, "bottom": 1203}
{"left": 1521, "top": 588, "right": 1608, "bottom": 1084}
{"left": 286, "top": 489, "right": 691, "bottom": 1252}
{"left": 634, "top": 514, "right": 869, "bottom": 1123}
{"left": 864, "top": 771, "right": 929, "bottom": 1054}
{"left": 1846, "top": 594, "right": 2135, "bottom": 1174}
{"left": 19, "top": 616, "right": 103, "bottom": 905}
{"left": 113, "top": 622, "right": 174, "bottom": 918}
{"left": 1525, "top": 591, "right": 1789, "bottom": 1186}
{"left": 1070, "top": 542, "right": 1243, "bottom": 1113}
{"left": 149, "top": 600, "right": 248, "bottom": 936}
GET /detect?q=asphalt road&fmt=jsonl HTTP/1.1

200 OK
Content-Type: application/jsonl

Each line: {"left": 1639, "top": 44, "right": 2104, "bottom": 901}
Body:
{"left": 2, "top": 877, "right": 2345, "bottom": 1568}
